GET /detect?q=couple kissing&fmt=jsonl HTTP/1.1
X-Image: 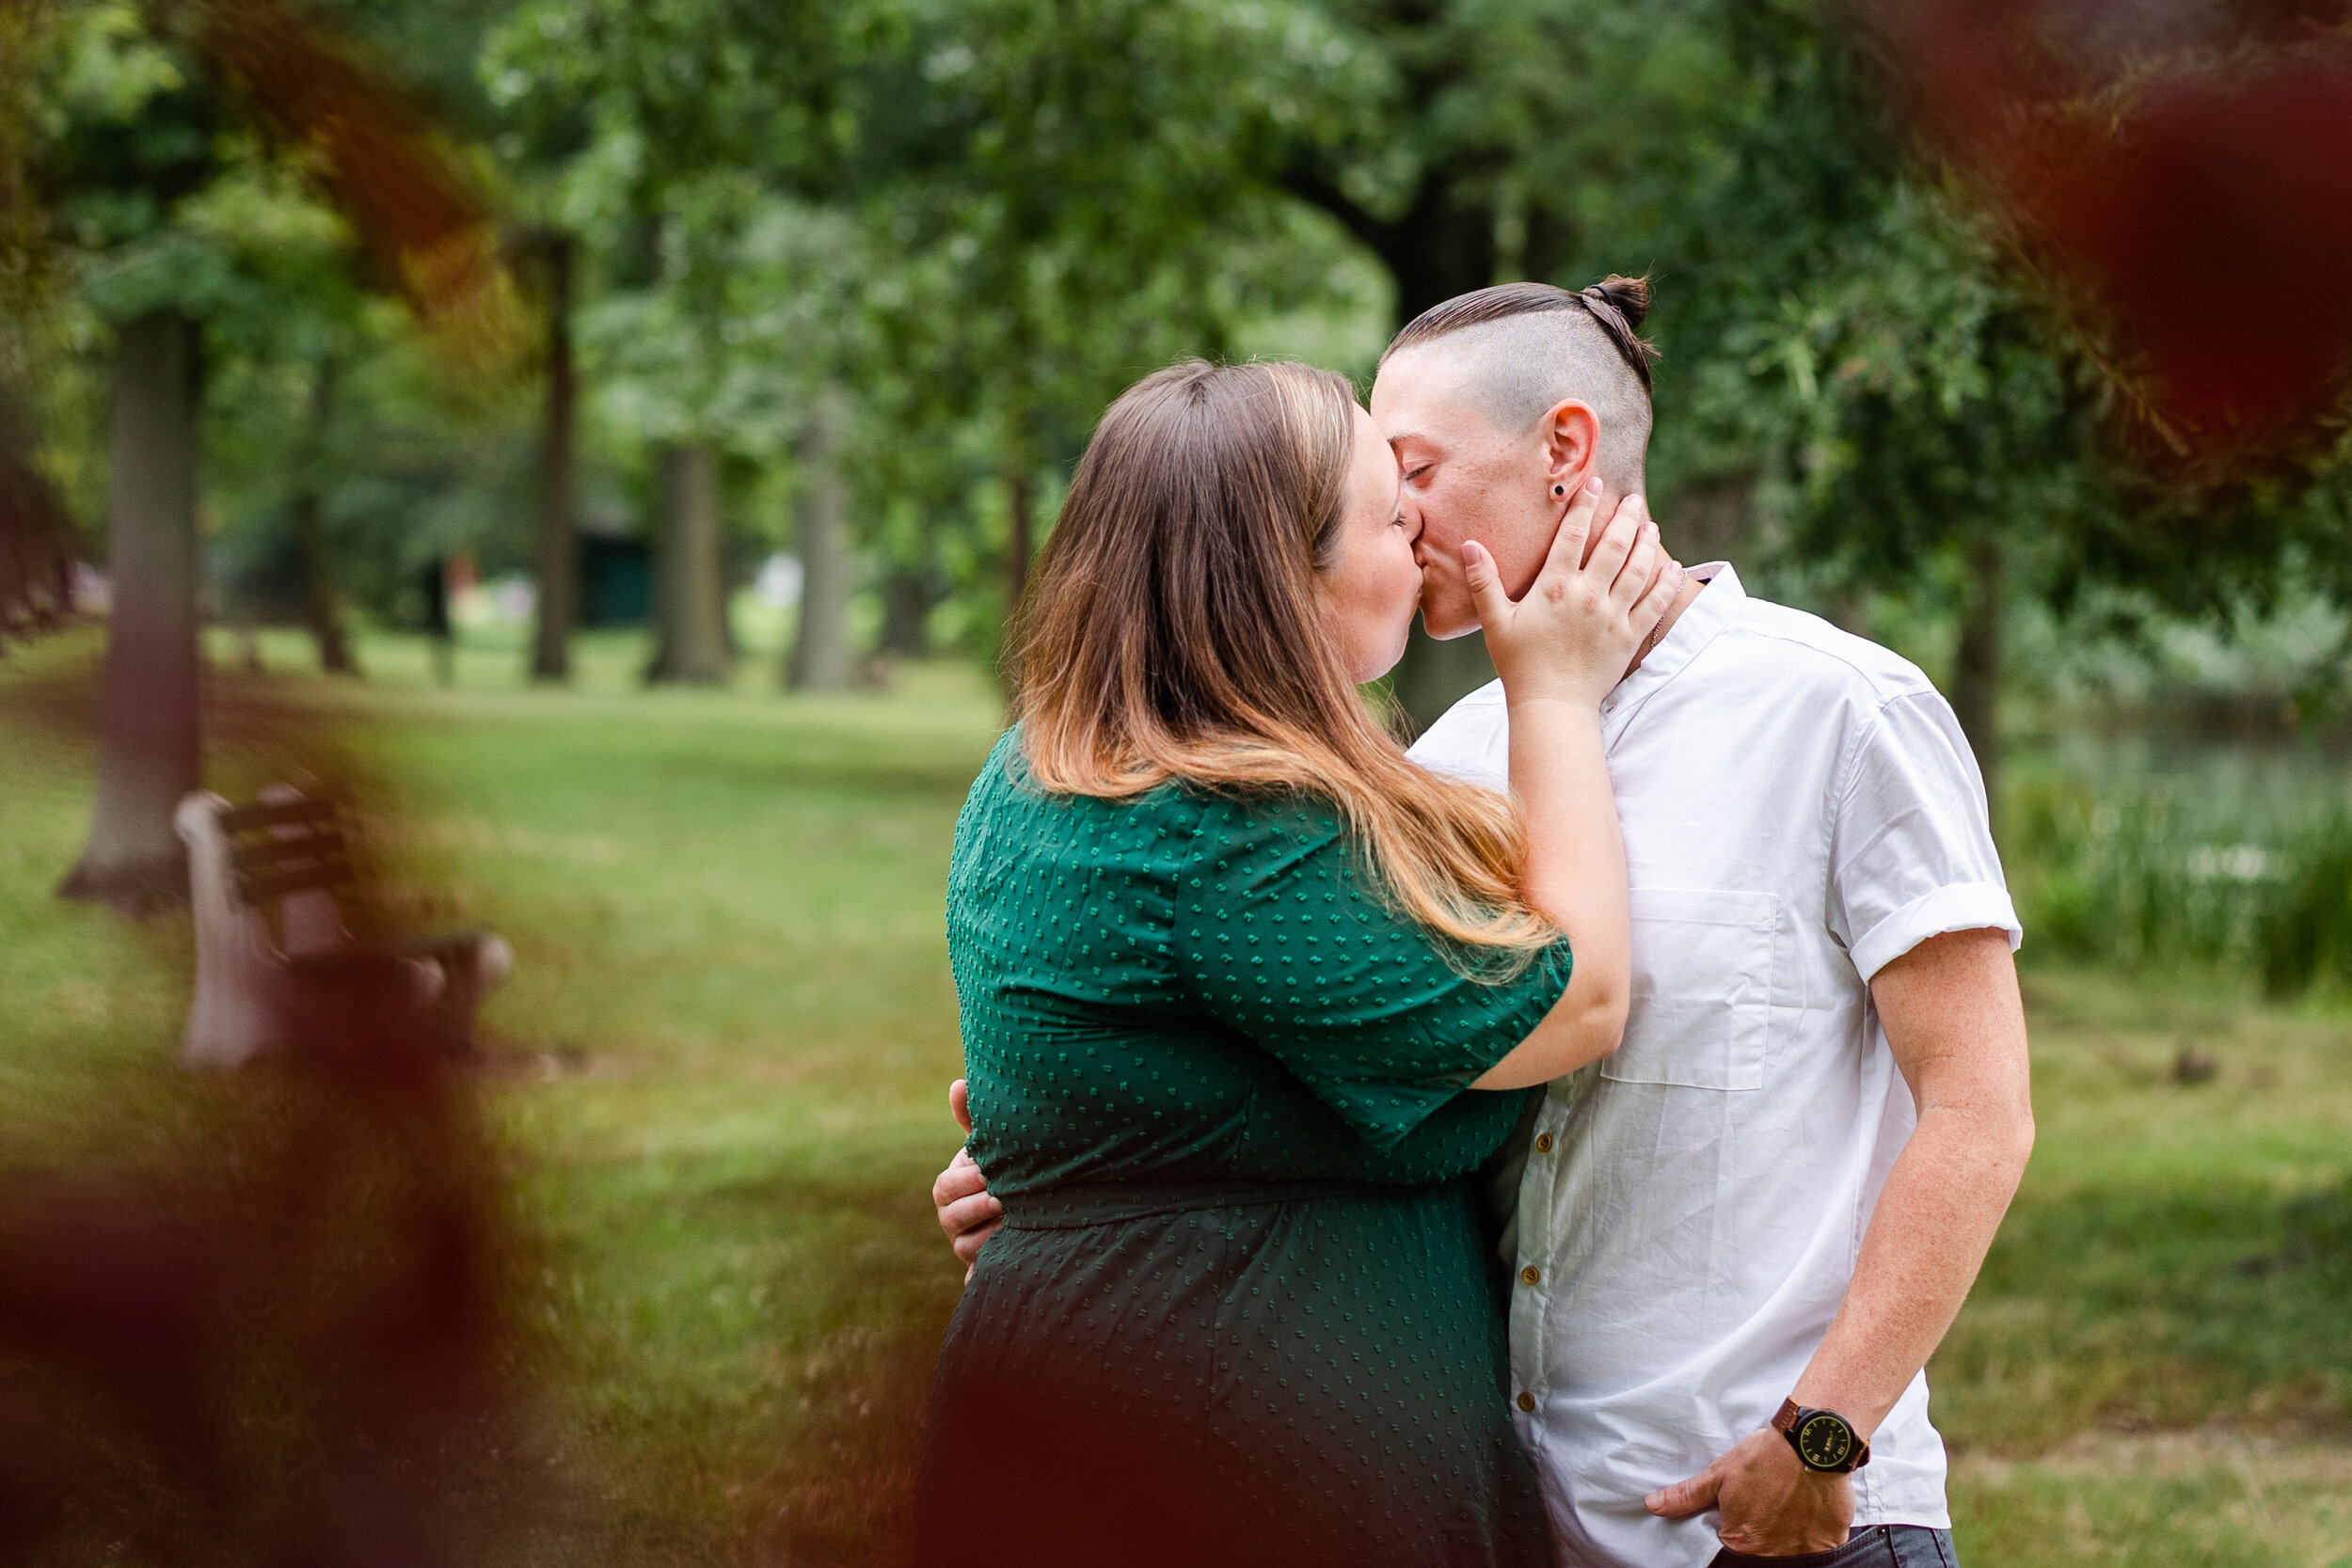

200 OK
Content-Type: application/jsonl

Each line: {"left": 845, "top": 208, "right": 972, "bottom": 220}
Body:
{"left": 919, "top": 278, "right": 2029, "bottom": 1568}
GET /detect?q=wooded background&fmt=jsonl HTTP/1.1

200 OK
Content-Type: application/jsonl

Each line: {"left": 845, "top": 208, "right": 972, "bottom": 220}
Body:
{"left": 8, "top": 0, "right": 2352, "bottom": 904}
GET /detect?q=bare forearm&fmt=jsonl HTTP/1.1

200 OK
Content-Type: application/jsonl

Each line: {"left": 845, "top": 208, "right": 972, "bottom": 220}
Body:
{"left": 1788, "top": 1101, "right": 2032, "bottom": 1432}
{"left": 1646, "top": 931, "right": 2028, "bottom": 1553}
{"left": 1459, "top": 490, "right": 1665, "bottom": 1093}
{"left": 1511, "top": 696, "right": 1623, "bottom": 934}
{"left": 1471, "top": 696, "right": 1629, "bottom": 1087}
{"left": 1794, "top": 928, "right": 2034, "bottom": 1433}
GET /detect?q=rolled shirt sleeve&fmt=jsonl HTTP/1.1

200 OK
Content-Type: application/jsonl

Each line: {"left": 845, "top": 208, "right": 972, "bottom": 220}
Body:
{"left": 1828, "top": 689, "right": 2023, "bottom": 982}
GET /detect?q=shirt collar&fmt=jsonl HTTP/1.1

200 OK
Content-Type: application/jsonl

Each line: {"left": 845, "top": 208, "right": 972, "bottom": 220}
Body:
{"left": 1599, "top": 561, "right": 1743, "bottom": 736}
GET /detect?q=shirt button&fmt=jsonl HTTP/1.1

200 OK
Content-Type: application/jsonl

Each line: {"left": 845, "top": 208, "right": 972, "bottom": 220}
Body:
{"left": 1534, "top": 1133, "right": 1553, "bottom": 1153}
{"left": 1520, "top": 1265, "right": 1541, "bottom": 1287}
{"left": 1518, "top": 1391, "right": 1536, "bottom": 1413}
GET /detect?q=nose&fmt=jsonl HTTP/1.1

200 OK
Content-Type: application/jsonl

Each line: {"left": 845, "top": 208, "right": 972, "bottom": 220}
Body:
{"left": 1397, "top": 493, "right": 1427, "bottom": 544}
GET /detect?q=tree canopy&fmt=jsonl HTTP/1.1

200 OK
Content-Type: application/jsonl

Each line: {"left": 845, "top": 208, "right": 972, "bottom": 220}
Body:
{"left": 8, "top": 0, "right": 2348, "bottom": 728}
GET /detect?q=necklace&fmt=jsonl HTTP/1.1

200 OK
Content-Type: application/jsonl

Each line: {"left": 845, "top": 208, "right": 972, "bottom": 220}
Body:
{"left": 1631, "top": 616, "right": 1669, "bottom": 671}
{"left": 1631, "top": 575, "right": 1702, "bottom": 672}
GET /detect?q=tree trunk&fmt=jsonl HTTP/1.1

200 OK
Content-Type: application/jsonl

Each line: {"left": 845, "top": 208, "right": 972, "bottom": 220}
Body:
{"left": 1285, "top": 166, "right": 1499, "bottom": 327}
{"left": 530, "top": 232, "right": 578, "bottom": 684}
{"left": 59, "top": 309, "right": 204, "bottom": 910}
{"left": 293, "top": 356, "right": 357, "bottom": 676}
{"left": 1952, "top": 534, "right": 2005, "bottom": 831}
{"left": 787, "top": 397, "right": 851, "bottom": 691}
{"left": 290, "top": 491, "right": 355, "bottom": 674}
{"left": 648, "top": 440, "right": 731, "bottom": 684}
{"left": 1004, "top": 468, "right": 1034, "bottom": 617}
{"left": 0, "top": 387, "right": 74, "bottom": 641}
{"left": 877, "top": 566, "right": 932, "bottom": 658}
{"left": 421, "top": 556, "right": 454, "bottom": 687}
{"left": 1279, "top": 174, "right": 1502, "bottom": 727}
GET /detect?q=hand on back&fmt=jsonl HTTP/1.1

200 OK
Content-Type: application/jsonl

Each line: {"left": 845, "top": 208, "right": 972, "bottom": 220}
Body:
{"left": 1464, "top": 478, "right": 1679, "bottom": 711}
{"left": 934, "top": 1079, "right": 1003, "bottom": 1282}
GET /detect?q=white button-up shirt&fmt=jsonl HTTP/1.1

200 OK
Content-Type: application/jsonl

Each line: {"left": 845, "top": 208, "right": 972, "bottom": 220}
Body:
{"left": 1407, "top": 564, "right": 2021, "bottom": 1568}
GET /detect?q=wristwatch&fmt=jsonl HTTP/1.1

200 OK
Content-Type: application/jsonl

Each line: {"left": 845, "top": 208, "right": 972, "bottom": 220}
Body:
{"left": 1772, "top": 1398, "right": 1871, "bottom": 1474}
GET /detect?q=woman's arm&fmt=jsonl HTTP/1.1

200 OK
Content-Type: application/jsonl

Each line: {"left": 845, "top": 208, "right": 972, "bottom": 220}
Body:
{"left": 1471, "top": 690, "right": 1630, "bottom": 1088}
{"left": 930, "top": 485, "right": 1670, "bottom": 1267}
{"left": 1469, "top": 483, "right": 1677, "bottom": 1091}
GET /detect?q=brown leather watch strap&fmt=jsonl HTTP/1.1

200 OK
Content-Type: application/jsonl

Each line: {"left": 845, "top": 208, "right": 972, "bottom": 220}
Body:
{"left": 1773, "top": 1397, "right": 1872, "bottom": 1471}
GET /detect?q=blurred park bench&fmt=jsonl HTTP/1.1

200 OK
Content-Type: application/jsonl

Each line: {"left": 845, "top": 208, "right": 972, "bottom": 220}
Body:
{"left": 177, "top": 784, "right": 512, "bottom": 1069}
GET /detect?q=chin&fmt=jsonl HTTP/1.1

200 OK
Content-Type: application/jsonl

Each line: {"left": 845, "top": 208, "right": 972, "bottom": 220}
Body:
{"left": 1418, "top": 583, "right": 1478, "bottom": 641}
{"left": 1421, "top": 606, "right": 1480, "bottom": 641}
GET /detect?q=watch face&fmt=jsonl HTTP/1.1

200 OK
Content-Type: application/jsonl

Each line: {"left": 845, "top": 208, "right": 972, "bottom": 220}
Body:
{"left": 1796, "top": 1413, "right": 1855, "bottom": 1470}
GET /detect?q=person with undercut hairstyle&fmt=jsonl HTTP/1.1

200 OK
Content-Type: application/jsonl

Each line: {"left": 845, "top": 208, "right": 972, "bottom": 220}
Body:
{"left": 937, "top": 277, "right": 2034, "bottom": 1568}
{"left": 914, "top": 357, "right": 1679, "bottom": 1568}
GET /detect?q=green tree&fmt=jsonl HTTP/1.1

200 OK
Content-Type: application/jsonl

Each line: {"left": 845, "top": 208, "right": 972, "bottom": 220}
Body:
{"left": 1269, "top": 0, "right": 1757, "bottom": 720}
{"left": 0, "top": 2, "right": 76, "bottom": 642}
{"left": 851, "top": 0, "right": 1381, "bottom": 679}
{"left": 483, "top": 0, "right": 846, "bottom": 683}
{"left": 485, "top": 0, "right": 1371, "bottom": 690}
{"left": 28, "top": 0, "right": 506, "bottom": 906}
{"left": 1654, "top": 4, "right": 2352, "bottom": 807}
{"left": 1264, "top": 0, "right": 2352, "bottom": 769}
{"left": 36, "top": 2, "right": 235, "bottom": 905}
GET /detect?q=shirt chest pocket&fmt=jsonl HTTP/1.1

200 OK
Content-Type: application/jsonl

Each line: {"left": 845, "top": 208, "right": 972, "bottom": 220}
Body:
{"left": 1601, "top": 888, "right": 1779, "bottom": 1091}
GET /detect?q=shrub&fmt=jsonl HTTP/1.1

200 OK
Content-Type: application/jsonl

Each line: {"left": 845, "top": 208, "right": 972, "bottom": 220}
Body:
{"left": 2008, "top": 772, "right": 2352, "bottom": 998}
{"left": 2256, "top": 814, "right": 2352, "bottom": 998}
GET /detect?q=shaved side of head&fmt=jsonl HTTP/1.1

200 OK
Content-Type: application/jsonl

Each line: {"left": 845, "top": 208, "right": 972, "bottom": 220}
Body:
{"left": 1381, "top": 277, "right": 1659, "bottom": 491}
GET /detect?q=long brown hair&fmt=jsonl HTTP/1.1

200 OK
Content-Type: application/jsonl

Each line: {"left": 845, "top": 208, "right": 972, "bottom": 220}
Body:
{"left": 1013, "top": 359, "right": 1556, "bottom": 957}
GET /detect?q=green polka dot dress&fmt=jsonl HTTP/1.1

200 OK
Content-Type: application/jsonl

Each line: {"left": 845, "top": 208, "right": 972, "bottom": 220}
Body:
{"left": 913, "top": 734, "right": 1568, "bottom": 1566}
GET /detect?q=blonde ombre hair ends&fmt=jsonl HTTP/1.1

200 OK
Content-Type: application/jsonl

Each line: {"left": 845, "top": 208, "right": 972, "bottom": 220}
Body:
{"left": 1013, "top": 359, "right": 1557, "bottom": 960}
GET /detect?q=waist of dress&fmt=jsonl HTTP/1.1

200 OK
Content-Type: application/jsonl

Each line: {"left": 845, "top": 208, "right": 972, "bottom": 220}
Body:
{"left": 997, "top": 1176, "right": 1408, "bottom": 1229}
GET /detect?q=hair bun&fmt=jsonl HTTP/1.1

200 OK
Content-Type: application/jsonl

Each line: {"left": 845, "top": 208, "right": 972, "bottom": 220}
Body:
{"left": 1590, "top": 274, "right": 1651, "bottom": 332}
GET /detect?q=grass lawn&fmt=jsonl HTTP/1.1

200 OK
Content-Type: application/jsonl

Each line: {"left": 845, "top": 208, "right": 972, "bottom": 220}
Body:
{"left": 2, "top": 623, "right": 2347, "bottom": 1565}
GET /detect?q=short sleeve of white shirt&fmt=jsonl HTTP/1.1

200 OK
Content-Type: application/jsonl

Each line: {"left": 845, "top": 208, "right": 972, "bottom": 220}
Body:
{"left": 1828, "top": 689, "right": 2023, "bottom": 981}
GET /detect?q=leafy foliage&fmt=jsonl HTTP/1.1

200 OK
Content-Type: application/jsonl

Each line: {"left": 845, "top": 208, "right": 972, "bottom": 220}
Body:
{"left": 2010, "top": 768, "right": 2352, "bottom": 999}
{"left": 7, "top": 0, "right": 2349, "bottom": 684}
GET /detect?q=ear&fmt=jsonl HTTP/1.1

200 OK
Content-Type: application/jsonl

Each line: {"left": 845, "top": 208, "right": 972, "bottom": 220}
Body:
{"left": 1540, "top": 400, "right": 1602, "bottom": 501}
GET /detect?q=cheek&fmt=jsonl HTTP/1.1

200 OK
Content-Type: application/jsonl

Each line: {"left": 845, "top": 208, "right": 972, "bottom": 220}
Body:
{"left": 1324, "top": 535, "right": 1422, "bottom": 672}
{"left": 1416, "top": 494, "right": 1466, "bottom": 559}
{"left": 1388, "top": 535, "right": 1425, "bottom": 608}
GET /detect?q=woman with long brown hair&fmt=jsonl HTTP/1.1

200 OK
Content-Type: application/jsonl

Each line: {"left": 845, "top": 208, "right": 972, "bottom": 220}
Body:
{"left": 912, "top": 359, "right": 1677, "bottom": 1565}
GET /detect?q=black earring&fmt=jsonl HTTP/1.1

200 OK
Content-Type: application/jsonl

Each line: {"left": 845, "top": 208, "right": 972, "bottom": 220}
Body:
{"left": 1552, "top": 483, "right": 1566, "bottom": 498}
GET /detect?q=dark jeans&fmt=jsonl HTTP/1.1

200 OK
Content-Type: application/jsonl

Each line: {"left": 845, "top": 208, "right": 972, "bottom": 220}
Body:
{"left": 1709, "top": 1525, "right": 1958, "bottom": 1568}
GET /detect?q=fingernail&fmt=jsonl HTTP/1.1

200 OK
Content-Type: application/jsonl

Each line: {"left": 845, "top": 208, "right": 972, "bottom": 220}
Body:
{"left": 1584, "top": 476, "right": 1603, "bottom": 496}
{"left": 1644, "top": 1491, "right": 1663, "bottom": 1511}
